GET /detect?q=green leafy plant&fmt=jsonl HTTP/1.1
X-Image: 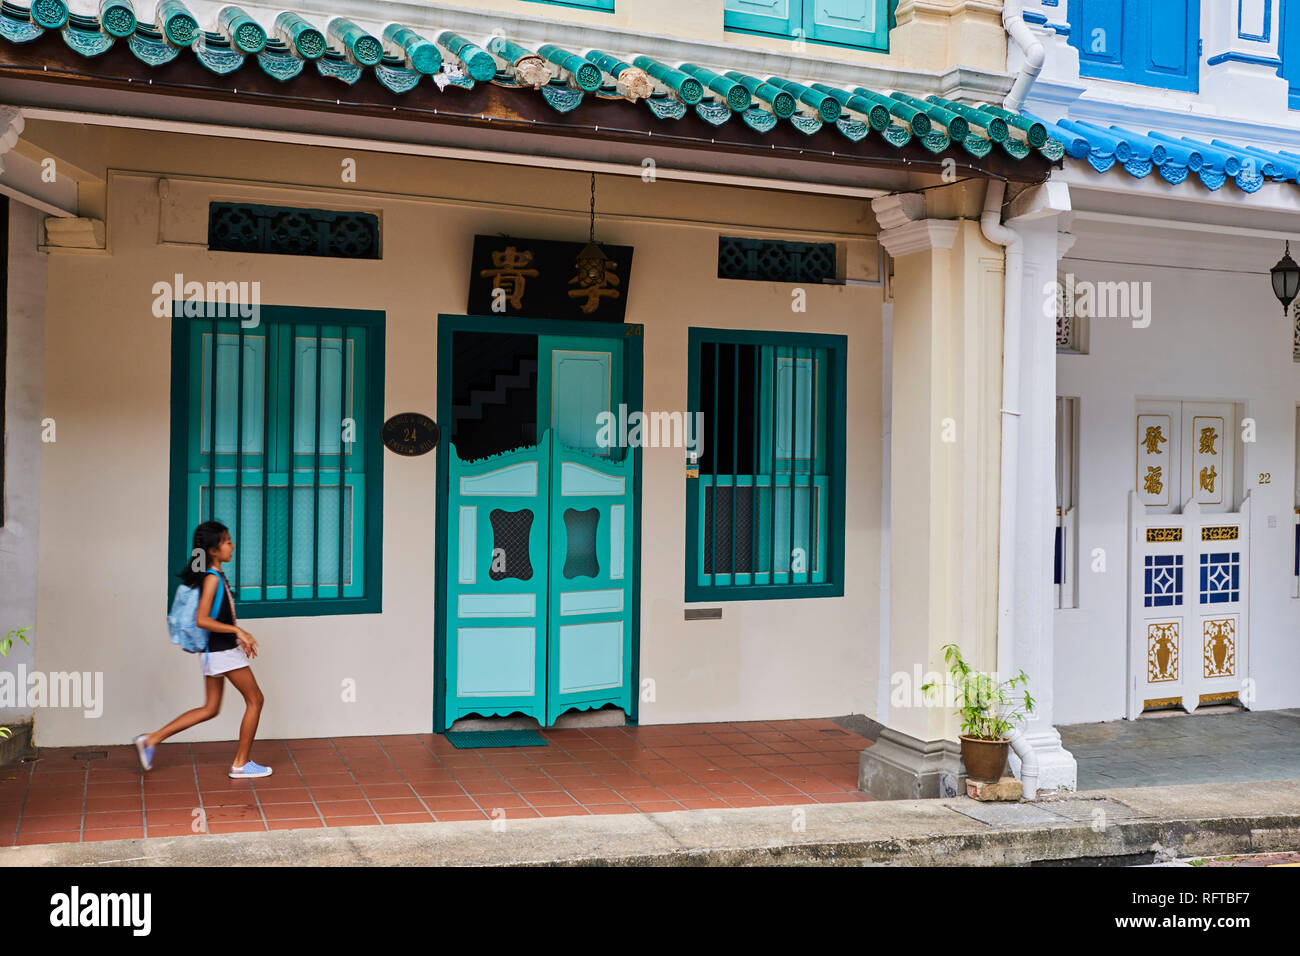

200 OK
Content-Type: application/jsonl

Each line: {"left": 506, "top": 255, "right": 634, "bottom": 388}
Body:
{"left": 920, "top": 643, "right": 1035, "bottom": 741}
{"left": 0, "top": 627, "right": 32, "bottom": 741}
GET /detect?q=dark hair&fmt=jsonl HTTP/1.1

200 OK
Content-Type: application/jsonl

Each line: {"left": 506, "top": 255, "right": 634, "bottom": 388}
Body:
{"left": 177, "top": 521, "right": 230, "bottom": 588}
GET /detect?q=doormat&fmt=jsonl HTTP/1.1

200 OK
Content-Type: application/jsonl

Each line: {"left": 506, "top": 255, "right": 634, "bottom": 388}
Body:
{"left": 444, "top": 730, "right": 549, "bottom": 749}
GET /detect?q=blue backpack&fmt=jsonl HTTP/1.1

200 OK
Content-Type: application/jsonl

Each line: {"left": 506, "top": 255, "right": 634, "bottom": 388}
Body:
{"left": 167, "top": 570, "right": 225, "bottom": 655}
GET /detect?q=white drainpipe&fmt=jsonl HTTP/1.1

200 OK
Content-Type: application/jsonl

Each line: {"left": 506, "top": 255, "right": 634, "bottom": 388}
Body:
{"left": 1007, "top": 726, "right": 1040, "bottom": 800}
{"left": 980, "top": 178, "right": 1026, "bottom": 751}
{"left": 984, "top": 178, "right": 1041, "bottom": 800}
{"left": 979, "top": 0, "right": 1047, "bottom": 799}
{"left": 1002, "top": 0, "right": 1046, "bottom": 114}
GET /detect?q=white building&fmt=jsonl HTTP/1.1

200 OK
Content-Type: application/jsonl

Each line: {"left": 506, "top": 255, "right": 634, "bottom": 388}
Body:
{"left": 1007, "top": 1, "right": 1300, "bottom": 742}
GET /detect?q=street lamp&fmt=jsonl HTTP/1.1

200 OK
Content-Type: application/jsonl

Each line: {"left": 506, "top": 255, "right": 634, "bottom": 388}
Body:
{"left": 1272, "top": 240, "right": 1300, "bottom": 317}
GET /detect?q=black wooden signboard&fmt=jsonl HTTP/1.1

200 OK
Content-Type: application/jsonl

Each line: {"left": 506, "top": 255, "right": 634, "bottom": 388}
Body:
{"left": 382, "top": 413, "right": 439, "bottom": 456}
{"left": 467, "top": 235, "right": 634, "bottom": 323}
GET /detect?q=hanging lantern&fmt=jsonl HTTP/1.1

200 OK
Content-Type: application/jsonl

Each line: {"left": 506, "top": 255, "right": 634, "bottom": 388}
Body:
{"left": 576, "top": 172, "right": 608, "bottom": 276}
{"left": 573, "top": 240, "right": 609, "bottom": 286}
{"left": 1272, "top": 240, "right": 1300, "bottom": 316}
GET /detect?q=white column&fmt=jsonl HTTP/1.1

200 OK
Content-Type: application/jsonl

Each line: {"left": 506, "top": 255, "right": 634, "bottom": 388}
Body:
{"left": 1201, "top": 0, "right": 1288, "bottom": 120}
{"left": 1005, "top": 177, "right": 1077, "bottom": 792}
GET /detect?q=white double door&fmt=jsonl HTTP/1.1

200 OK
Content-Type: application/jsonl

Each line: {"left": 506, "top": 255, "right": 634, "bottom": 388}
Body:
{"left": 1128, "top": 401, "right": 1249, "bottom": 718}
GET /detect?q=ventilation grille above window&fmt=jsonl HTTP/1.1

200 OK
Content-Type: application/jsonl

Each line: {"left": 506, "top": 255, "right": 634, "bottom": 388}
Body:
{"left": 717, "top": 237, "right": 836, "bottom": 283}
{"left": 208, "top": 202, "right": 380, "bottom": 259}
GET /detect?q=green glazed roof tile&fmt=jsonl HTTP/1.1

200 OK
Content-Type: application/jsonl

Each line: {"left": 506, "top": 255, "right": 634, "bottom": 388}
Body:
{"left": 383, "top": 24, "right": 441, "bottom": 75}
{"left": 982, "top": 104, "right": 1048, "bottom": 148}
{"left": 275, "top": 12, "right": 322, "bottom": 59}
{"left": 328, "top": 17, "right": 380, "bottom": 67}
{"left": 814, "top": 85, "right": 889, "bottom": 131}
{"left": 437, "top": 30, "right": 496, "bottom": 82}
{"left": 30, "top": 0, "right": 66, "bottom": 29}
{"left": 155, "top": 0, "right": 195, "bottom": 47}
{"left": 890, "top": 91, "right": 969, "bottom": 142}
{"left": 537, "top": 43, "right": 601, "bottom": 92}
{"left": 217, "top": 5, "right": 264, "bottom": 55}
{"left": 99, "top": 0, "right": 135, "bottom": 38}
{"left": 766, "top": 77, "right": 840, "bottom": 123}
{"left": 725, "top": 71, "right": 796, "bottom": 118}
{"left": 925, "top": 95, "right": 1008, "bottom": 143}
{"left": 853, "top": 87, "right": 930, "bottom": 136}
{"left": 680, "top": 63, "right": 751, "bottom": 111}
{"left": 631, "top": 56, "right": 703, "bottom": 105}
{"left": 0, "top": 1, "right": 1061, "bottom": 176}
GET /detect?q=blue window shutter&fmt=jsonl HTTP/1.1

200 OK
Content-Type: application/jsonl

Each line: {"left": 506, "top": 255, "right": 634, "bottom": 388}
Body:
{"left": 1142, "top": 0, "right": 1198, "bottom": 91}
{"left": 1069, "top": 0, "right": 1198, "bottom": 92}
{"left": 724, "top": 0, "right": 797, "bottom": 39}
{"left": 803, "top": 0, "right": 889, "bottom": 51}
{"left": 1282, "top": 0, "right": 1300, "bottom": 108}
{"left": 1068, "top": 0, "right": 1126, "bottom": 73}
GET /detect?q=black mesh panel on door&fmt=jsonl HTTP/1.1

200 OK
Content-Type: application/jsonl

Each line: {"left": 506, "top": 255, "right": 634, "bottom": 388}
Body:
{"left": 702, "top": 485, "right": 755, "bottom": 574}
{"left": 562, "top": 508, "right": 600, "bottom": 579}
{"left": 489, "top": 508, "right": 534, "bottom": 581}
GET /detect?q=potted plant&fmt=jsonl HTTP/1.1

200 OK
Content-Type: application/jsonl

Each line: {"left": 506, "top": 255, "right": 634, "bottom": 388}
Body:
{"left": 921, "top": 643, "right": 1034, "bottom": 782}
{"left": 0, "top": 627, "right": 32, "bottom": 742}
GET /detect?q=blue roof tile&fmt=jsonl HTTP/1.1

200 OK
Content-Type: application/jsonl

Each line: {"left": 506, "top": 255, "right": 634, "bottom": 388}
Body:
{"left": 1028, "top": 111, "right": 1297, "bottom": 194}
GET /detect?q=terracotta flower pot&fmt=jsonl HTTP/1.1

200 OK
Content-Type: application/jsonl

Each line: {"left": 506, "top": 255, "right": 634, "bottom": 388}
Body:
{"left": 960, "top": 734, "right": 1010, "bottom": 782}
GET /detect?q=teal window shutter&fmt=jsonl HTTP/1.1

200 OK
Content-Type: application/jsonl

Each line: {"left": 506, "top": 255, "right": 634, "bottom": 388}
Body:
{"left": 685, "top": 329, "right": 846, "bottom": 602}
{"left": 520, "top": 0, "right": 614, "bottom": 11}
{"left": 725, "top": 0, "right": 798, "bottom": 40}
{"left": 172, "top": 306, "right": 383, "bottom": 618}
{"left": 726, "top": 0, "right": 889, "bottom": 52}
{"left": 803, "top": 0, "right": 889, "bottom": 52}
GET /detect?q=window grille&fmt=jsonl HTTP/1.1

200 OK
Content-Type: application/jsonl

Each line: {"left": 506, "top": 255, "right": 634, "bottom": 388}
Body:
{"left": 170, "top": 305, "right": 384, "bottom": 616}
{"left": 717, "top": 237, "right": 836, "bottom": 284}
{"left": 208, "top": 202, "right": 380, "bottom": 259}
{"left": 686, "top": 329, "right": 845, "bottom": 600}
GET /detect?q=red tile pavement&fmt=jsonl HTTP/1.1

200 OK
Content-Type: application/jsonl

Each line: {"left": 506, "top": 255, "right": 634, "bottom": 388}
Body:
{"left": 0, "top": 719, "right": 871, "bottom": 847}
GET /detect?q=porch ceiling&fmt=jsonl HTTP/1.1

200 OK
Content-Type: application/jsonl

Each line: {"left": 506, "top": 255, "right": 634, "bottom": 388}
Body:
{"left": 0, "top": 0, "right": 1060, "bottom": 186}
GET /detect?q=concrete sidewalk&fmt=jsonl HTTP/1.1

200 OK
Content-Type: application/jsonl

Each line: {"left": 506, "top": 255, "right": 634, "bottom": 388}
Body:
{"left": 5, "top": 778, "right": 1298, "bottom": 866}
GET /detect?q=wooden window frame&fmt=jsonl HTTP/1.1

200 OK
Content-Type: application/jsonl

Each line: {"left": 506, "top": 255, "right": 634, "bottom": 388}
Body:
{"left": 685, "top": 327, "right": 846, "bottom": 602}
{"left": 167, "top": 304, "right": 385, "bottom": 618}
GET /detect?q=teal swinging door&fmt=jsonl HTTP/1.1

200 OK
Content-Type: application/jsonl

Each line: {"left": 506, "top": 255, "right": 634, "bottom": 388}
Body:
{"left": 434, "top": 316, "right": 642, "bottom": 731}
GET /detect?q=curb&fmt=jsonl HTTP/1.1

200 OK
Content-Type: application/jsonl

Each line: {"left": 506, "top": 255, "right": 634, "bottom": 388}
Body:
{"left": 5, "top": 780, "right": 1300, "bottom": 867}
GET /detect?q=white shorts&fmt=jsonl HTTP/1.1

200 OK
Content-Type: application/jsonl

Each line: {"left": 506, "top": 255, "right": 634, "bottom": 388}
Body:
{"left": 202, "top": 646, "right": 251, "bottom": 677}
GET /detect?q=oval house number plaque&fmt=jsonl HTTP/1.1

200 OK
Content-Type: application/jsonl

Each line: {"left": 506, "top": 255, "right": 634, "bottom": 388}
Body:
{"left": 382, "top": 413, "right": 439, "bottom": 456}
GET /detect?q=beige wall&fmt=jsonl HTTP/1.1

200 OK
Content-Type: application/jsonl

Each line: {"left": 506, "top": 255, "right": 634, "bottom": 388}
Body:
{"left": 27, "top": 124, "right": 883, "bottom": 745}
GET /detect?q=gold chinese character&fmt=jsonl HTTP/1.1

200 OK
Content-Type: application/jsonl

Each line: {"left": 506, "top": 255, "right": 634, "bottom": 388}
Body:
{"left": 1198, "top": 426, "right": 1218, "bottom": 455}
{"left": 1141, "top": 425, "right": 1167, "bottom": 455}
{"left": 568, "top": 248, "right": 621, "bottom": 314}
{"left": 1200, "top": 465, "right": 1217, "bottom": 494}
{"left": 479, "top": 246, "right": 539, "bottom": 310}
{"left": 1143, "top": 465, "right": 1164, "bottom": 496}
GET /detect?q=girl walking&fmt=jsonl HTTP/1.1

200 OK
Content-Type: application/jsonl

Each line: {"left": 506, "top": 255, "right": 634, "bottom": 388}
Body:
{"left": 135, "top": 520, "right": 271, "bottom": 778}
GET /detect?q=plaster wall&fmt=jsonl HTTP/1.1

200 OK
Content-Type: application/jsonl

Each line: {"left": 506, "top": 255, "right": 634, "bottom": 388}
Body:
{"left": 1054, "top": 226, "right": 1300, "bottom": 723}
{"left": 22, "top": 124, "right": 885, "bottom": 745}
